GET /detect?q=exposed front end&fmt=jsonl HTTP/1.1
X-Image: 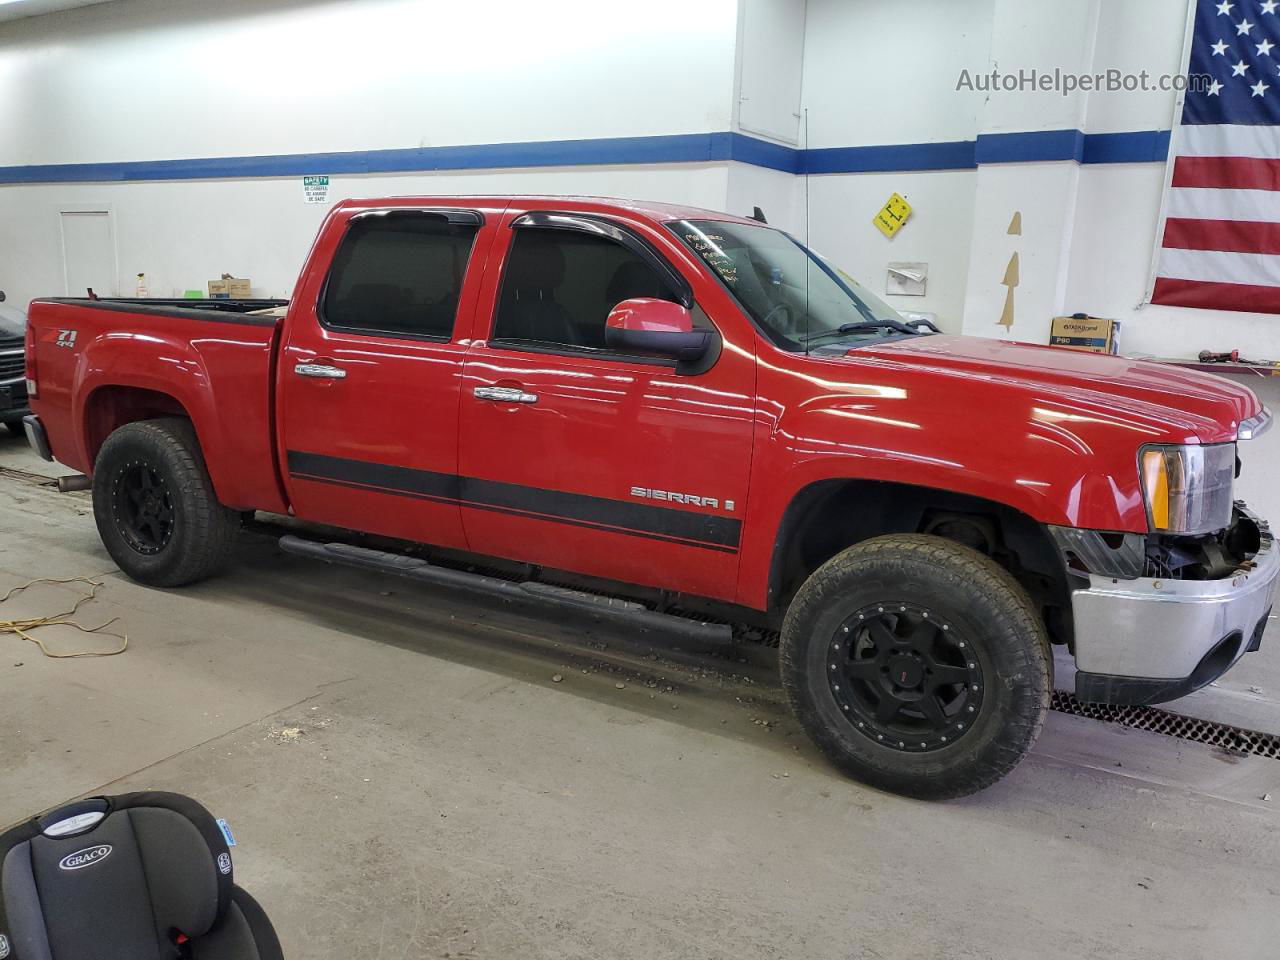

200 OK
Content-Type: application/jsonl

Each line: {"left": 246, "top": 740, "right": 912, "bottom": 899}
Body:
{"left": 1057, "top": 503, "right": 1276, "bottom": 704}
{"left": 1051, "top": 406, "right": 1276, "bottom": 705}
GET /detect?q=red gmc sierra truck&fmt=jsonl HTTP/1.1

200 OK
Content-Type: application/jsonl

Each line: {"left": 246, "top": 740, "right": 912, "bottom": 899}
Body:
{"left": 20, "top": 195, "right": 1278, "bottom": 799}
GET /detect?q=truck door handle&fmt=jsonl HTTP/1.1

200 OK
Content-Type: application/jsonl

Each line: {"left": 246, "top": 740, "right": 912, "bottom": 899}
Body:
{"left": 294, "top": 363, "right": 347, "bottom": 380}
{"left": 474, "top": 386, "right": 538, "bottom": 404}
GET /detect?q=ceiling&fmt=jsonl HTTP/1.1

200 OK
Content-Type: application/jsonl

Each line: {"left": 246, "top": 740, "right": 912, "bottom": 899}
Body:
{"left": 0, "top": 0, "right": 118, "bottom": 23}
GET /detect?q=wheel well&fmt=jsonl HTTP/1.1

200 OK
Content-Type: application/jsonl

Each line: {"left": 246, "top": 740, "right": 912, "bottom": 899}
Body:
{"left": 769, "top": 479, "right": 1074, "bottom": 647}
{"left": 84, "top": 386, "right": 192, "bottom": 465}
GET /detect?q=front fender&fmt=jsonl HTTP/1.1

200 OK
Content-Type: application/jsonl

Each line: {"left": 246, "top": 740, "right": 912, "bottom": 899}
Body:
{"left": 735, "top": 362, "right": 1161, "bottom": 609}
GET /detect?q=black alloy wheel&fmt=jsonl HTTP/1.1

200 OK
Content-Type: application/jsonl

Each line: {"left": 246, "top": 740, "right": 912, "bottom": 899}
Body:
{"left": 827, "top": 602, "right": 983, "bottom": 752}
{"left": 112, "top": 461, "right": 176, "bottom": 555}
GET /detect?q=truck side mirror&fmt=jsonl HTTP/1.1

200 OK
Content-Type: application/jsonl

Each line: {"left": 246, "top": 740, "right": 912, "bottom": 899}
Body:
{"left": 604, "top": 298, "right": 713, "bottom": 363}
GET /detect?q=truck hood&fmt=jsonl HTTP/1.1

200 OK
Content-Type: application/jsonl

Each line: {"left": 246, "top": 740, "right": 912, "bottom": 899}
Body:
{"left": 849, "top": 335, "right": 1261, "bottom": 444}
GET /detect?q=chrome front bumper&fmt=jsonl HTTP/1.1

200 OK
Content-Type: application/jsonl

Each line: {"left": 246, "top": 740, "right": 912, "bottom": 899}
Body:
{"left": 1069, "top": 509, "right": 1278, "bottom": 704}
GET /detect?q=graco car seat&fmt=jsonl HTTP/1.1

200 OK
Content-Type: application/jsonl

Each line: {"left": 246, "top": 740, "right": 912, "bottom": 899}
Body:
{"left": 0, "top": 792, "right": 282, "bottom": 959}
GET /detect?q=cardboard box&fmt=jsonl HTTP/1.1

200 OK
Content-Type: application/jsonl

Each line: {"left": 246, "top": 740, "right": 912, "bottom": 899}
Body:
{"left": 1050, "top": 314, "right": 1120, "bottom": 354}
{"left": 208, "top": 277, "right": 252, "bottom": 299}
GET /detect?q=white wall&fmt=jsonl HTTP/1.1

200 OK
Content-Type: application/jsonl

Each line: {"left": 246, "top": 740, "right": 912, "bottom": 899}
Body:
{"left": 801, "top": 0, "right": 993, "bottom": 149}
{"left": 735, "top": 0, "right": 805, "bottom": 145}
{"left": 794, "top": 0, "right": 993, "bottom": 330}
{"left": 0, "top": 0, "right": 740, "bottom": 302}
{"left": 0, "top": 166, "right": 731, "bottom": 303}
{"left": 0, "top": 0, "right": 738, "bottom": 166}
{"left": 805, "top": 170, "right": 979, "bottom": 328}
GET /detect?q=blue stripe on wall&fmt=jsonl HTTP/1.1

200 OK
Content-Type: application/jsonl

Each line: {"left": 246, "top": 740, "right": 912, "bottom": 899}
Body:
{"left": 0, "top": 128, "right": 1172, "bottom": 185}
{"left": 1081, "top": 130, "right": 1172, "bottom": 164}
{"left": 803, "top": 140, "right": 976, "bottom": 173}
{"left": 974, "top": 129, "right": 1085, "bottom": 164}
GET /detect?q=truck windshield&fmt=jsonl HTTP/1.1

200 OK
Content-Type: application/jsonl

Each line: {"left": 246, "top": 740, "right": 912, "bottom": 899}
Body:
{"left": 669, "top": 219, "right": 918, "bottom": 352}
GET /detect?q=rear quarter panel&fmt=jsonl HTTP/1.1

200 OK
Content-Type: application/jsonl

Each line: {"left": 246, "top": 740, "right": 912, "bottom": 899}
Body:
{"left": 28, "top": 300, "right": 287, "bottom": 512}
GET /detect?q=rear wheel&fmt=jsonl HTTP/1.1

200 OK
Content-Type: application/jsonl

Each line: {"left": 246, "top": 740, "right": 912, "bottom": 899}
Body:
{"left": 92, "top": 418, "right": 240, "bottom": 587}
{"left": 780, "top": 534, "right": 1050, "bottom": 800}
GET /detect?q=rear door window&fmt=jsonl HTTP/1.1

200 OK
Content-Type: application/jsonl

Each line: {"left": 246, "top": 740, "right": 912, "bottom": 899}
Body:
{"left": 322, "top": 213, "right": 479, "bottom": 339}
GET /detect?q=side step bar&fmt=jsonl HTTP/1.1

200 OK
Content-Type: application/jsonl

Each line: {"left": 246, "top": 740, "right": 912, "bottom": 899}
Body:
{"left": 278, "top": 535, "right": 733, "bottom": 644}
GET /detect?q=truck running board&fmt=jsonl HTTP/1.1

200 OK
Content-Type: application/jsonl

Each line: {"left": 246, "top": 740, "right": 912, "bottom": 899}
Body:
{"left": 277, "top": 535, "right": 734, "bottom": 644}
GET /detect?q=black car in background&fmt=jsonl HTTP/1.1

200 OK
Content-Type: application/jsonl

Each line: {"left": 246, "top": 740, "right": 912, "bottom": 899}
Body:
{"left": 0, "top": 291, "right": 29, "bottom": 436}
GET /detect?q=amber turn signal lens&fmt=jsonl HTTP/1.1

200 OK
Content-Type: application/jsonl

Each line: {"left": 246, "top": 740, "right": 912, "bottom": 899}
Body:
{"left": 1141, "top": 449, "right": 1170, "bottom": 530}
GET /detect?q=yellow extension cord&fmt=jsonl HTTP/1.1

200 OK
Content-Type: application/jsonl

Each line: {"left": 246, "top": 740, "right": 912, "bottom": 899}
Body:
{"left": 0, "top": 577, "right": 128, "bottom": 659}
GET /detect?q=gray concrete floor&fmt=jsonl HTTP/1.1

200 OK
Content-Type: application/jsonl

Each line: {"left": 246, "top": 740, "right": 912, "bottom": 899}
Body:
{"left": 2, "top": 392, "right": 1280, "bottom": 959}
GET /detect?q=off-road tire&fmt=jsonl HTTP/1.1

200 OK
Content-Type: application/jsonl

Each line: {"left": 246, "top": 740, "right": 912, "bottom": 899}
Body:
{"left": 92, "top": 418, "right": 240, "bottom": 587}
{"left": 780, "top": 534, "right": 1051, "bottom": 800}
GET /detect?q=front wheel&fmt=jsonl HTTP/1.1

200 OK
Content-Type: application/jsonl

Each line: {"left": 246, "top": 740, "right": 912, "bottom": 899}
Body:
{"left": 780, "top": 534, "right": 1051, "bottom": 800}
{"left": 92, "top": 418, "right": 240, "bottom": 587}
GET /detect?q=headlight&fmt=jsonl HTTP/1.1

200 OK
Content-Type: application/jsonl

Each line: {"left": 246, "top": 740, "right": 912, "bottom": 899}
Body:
{"left": 1139, "top": 443, "right": 1235, "bottom": 535}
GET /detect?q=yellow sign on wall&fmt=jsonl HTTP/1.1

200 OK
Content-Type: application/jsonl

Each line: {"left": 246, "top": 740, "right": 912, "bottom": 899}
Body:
{"left": 873, "top": 193, "right": 912, "bottom": 238}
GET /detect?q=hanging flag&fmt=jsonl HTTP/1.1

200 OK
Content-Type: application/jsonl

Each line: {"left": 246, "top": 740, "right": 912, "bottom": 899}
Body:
{"left": 1152, "top": 0, "right": 1280, "bottom": 313}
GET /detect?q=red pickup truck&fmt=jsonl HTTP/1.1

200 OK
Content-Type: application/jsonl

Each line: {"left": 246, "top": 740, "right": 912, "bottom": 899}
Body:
{"left": 21, "top": 195, "right": 1277, "bottom": 798}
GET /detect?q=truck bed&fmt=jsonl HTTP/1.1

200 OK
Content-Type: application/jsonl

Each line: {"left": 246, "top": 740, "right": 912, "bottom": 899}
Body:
{"left": 27, "top": 297, "right": 290, "bottom": 513}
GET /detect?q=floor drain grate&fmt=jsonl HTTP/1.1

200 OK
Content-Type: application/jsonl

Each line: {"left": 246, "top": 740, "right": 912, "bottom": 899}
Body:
{"left": 1051, "top": 691, "right": 1280, "bottom": 760}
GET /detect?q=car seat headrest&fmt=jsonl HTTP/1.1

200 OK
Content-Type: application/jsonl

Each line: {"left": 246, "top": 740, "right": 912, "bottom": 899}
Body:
{"left": 0, "top": 792, "right": 235, "bottom": 960}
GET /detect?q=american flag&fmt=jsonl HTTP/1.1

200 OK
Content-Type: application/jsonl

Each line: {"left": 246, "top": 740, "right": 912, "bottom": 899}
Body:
{"left": 1152, "top": 0, "right": 1280, "bottom": 313}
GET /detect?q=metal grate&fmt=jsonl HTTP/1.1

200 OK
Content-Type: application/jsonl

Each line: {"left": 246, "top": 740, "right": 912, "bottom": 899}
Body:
{"left": 1051, "top": 690, "right": 1280, "bottom": 760}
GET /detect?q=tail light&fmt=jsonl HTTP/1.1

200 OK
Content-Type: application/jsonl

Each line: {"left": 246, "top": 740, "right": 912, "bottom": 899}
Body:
{"left": 24, "top": 325, "right": 37, "bottom": 398}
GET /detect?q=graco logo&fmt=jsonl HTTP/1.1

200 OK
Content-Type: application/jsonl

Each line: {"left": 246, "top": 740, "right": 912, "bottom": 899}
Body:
{"left": 58, "top": 844, "right": 112, "bottom": 871}
{"left": 217, "top": 852, "right": 231, "bottom": 875}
